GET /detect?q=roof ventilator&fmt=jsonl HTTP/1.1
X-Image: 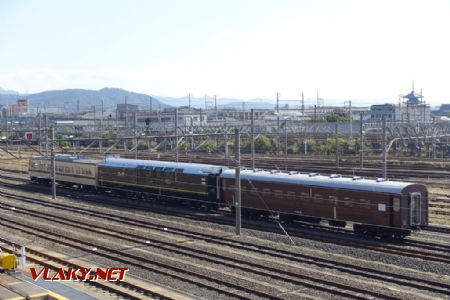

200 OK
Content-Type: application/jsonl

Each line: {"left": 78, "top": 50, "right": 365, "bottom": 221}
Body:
{"left": 352, "top": 176, "right": 363, "bottom": 181}
{"left": 329, "top": 174, "right": 341, "bottom": 179}
{"left": 308, "top": 173, "right": 319, "bottom": 177}
{"left": 376, "top": 178, "right": 388, "bottom": 182}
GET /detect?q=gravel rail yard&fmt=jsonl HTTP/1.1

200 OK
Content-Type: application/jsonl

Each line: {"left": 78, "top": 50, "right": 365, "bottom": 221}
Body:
{"left": 0, "top": 171, "right": 449, "bottom": 299}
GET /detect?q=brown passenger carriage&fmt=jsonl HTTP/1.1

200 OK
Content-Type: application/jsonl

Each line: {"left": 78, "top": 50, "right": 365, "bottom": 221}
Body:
{"left": 219, "top": 170, "right": 428, "bottom": 238}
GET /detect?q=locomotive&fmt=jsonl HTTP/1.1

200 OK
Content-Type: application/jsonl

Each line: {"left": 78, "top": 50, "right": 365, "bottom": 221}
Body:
{"left": 29, "top": 155, "right": 428, "bottom": 239}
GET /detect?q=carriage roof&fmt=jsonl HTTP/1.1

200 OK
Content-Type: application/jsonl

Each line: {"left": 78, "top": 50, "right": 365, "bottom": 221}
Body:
{"left": 98, "top": 158, "right": 226, "bottom": 175}
{"left": 220, "top": 169, "right": 424, "bottom": 194}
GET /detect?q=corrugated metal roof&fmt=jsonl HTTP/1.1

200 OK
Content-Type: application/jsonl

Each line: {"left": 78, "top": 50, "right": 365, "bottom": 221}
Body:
{"left": 98, "top": 158, "right": 226, "bottom": 175}
{"left": 220, "top": 169, "right": 417, "bottom": 194}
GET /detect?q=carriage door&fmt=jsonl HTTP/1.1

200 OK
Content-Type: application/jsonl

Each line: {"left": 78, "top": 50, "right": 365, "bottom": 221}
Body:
{"left": 410, "top": 192, "right": 421, "bottom": 226}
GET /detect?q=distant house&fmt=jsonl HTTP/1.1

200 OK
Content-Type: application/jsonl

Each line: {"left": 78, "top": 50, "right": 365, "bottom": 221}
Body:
{"left": 5, "top": 98, "right": 29, "bottom": 117}
{"left": 370, "top": 88, "right": 431, "bottom": 123}
{"left": 370, "top": 104, "right": 397, "bottom": 122}
{"left": 116, "top": 103, "right": 139, "bottom": 119}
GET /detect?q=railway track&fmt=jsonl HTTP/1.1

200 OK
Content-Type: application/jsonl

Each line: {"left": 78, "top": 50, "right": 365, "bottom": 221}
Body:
{"left": 0, "top": 216, "right": 295, "bottom": 300}
{"left": 0, "top": 192, "right": 449, "bottom": 299}
{"left": 0, "top": 170, "right": 450, "bottom": 264}
{"left": 0, "top": 203, "right": 406, "bottom": 299}
{"left": 0, "top": 240, "right": 178, "bottom": 300}
{"left": 424, "top": 225, "right": 450, "bottom": 234}
{"left": 0, "top": 176, "right": 450, "bottom": 265}
{"left": 1, "top": 170, "right": 449, "bottom": 257}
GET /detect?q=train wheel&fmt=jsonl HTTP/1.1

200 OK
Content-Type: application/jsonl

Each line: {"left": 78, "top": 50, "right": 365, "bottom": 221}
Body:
{"left": 380, "top": 231, "right": 394, "bottom": 240}
{"left": 393, "top": 233, "right": 406, "bottom": 240}
{"left": 280, "top": 214, "right": 293, "bottom": 224}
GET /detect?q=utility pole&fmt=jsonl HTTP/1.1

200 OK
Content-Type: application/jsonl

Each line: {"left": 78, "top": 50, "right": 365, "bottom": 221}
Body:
{"left": 349, "top": 100, "right": 352, "bottom": 138}
{"left": 100, "top": 99, "right": 104, "bottom": 131}
{"left": 133, "top": 112, "right": 137, "bottom": 159}
{"left": 175, "top": 108, "right": 178, "bottom": 163}
{"left": 214, "top": 95, "right": 217, "bottom": 118}
{"left": 335, "top": 122, "right": 339, "bottom": 170}
{"left": 382, "top": 115, "right": 387, "bottom": 179}
{"left": 235, "top": 129, "right": 241, "bottom": 236}
{"left": 93, "top": 106, "right": 96, "bottom": 132}
{"left": 4, "top": 110, "right": 7, "bottom": 138}
{"left": 188, "top": 94, "right": 191, "bottom": 113}
{"left": 359, "top": 113, "right": 364, "bottom": 170}
{"left": 45, "top": 115, "right": 49, "bottom": 156}
{"left": 276, "top": 92, "right": 280, "bottom": 135}
{"left": 125, "top": 96, "right": 128, "bottom": 129}
{"left": 284, "top": 120, "right": 288, "bottom": 171}
{"left": 38, "top": 114, "right": 42, "bottom": 153}
{"left": 301, "top": 93, "right": 305, "bottom": 121}
{"left": 224, "top": 117, "right": 228, "bottom": 163}
{"left": 133, "top": 112, "right": 136, "bottom": 135}
{"left": 51, "top": 126, "right": 56, "bottom": 199}
{"left": 77, "top": 99, "right": 79, "bottom": 113}
{"left": 150, "top": 96, "right": 153, "bottom": 113}
{"left": 250, "top": 109, "right": 255, "bottom": 170}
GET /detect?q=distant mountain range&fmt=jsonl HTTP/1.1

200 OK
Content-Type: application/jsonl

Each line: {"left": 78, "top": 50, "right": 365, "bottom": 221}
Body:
{"left": 0, "top": 87, "right": 279, "bottom": 112}
{"left": 2, "top": 86, "right": 414, "bottom": 112}
{"left": 0, "top": 87, "right": 18, "bottom": 95}
{"left": 155, "top": 94, "right": 277, "bottom": 110}
{"left": 0, "top": 87, "right": 170, "bottom": 112}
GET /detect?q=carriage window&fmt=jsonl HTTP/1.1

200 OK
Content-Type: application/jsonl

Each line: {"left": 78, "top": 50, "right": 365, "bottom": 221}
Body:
{"left": 393, "top": 198, "right": 400, "bottom": 212}
{"left": 274, "top": 190, "right": 283, "bottom": 199}
{"left": 328, "top": 195, "right": 337, "bottom": 205}
{"left": 300, "top": 192, "right": 309, "bottom": 201}
{"left": 262, "top": 188, "right": 271, "bottom": 196}
{"left": 344, "top": 197, "right": 353, "bottom": 207}
{"left": 359, "top": 199, "right": 370, "bottom": 209}
{"left": 287, "top": 191, "right": 296, "bottom": 200}
{"left": 314, "top": 194, "right": 323, "bottom": 204}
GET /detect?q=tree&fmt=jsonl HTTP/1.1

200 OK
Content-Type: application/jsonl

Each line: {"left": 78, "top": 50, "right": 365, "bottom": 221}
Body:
{"left": 326, "top": 108, "right": 351, "bottom": 122}
{"left": 254, "top": 134, "right": 274, "bottom": 153}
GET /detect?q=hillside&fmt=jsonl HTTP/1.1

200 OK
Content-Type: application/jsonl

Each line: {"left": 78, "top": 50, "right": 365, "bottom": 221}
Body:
{"left": 0, "top": 87, "right": 170, "bottom": 112}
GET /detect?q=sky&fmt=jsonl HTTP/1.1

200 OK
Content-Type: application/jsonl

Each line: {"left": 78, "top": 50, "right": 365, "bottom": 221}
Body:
{"left": 0, "top": 0, "right": 449, "bottom": 105}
